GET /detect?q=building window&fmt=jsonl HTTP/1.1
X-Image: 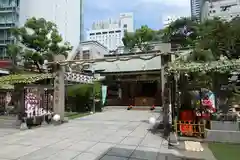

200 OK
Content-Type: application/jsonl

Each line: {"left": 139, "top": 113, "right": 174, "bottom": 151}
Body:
{"left": 74, "top": 51, "right": 81, "bottom": 60}
{"left": 82, "top": 50, "right": 90, "bottom": 60}
{"left": 82, "top": 64, "right": 90, "bottom": 70}
{"left": 123, "top": 24, "right": 127, "bottom": 28}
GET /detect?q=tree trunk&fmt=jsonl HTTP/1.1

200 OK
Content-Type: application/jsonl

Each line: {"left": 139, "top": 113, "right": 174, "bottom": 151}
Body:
{"left": 34, "top": 61, "right": 42, "bottom": 73}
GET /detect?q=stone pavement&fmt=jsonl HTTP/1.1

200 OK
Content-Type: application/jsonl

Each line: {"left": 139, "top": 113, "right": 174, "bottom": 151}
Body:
{"left": 0, "top": 110, "right": 213, "bottom": 160}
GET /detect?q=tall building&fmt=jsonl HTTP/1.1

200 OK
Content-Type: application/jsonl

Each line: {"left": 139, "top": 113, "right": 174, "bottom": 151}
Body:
{"left": 191, "top": 0, "right": 203, "bottom": 20}
{"left": 86, "top": 13, "right": 134, "bottom": 51}
{"left": 201, "top": 0, "right": 240, "bottom": 21}
{"left": 19, "top": 0, "right": 82, "bottom": 49}
{"left": 0, "top": 0, "right": 20, "bottom": 59}
{"left": 80, "top": 0, "right": 84, "bottom": 42}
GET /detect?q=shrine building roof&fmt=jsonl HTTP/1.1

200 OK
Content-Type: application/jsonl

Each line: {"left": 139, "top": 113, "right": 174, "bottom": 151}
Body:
{"left": 89, "top": 54, "right": 162, "bottom": 74}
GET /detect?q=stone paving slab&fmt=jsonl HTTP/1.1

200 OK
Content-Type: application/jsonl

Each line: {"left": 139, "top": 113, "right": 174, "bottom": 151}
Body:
{"left": 0, "top": 110, "right": 216, "bottom": 160}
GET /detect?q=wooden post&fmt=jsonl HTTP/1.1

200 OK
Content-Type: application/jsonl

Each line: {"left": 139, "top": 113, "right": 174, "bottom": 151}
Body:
{"left": 53, "top": 55, "right": 65, "bottom": 121}
{"left": 161, "top": 67, "right": 165, "bottom": 107}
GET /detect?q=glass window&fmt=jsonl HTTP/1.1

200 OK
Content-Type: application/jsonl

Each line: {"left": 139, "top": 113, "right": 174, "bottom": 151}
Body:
{"left": 82, "top": 50, "right": 90, "bottom": 60}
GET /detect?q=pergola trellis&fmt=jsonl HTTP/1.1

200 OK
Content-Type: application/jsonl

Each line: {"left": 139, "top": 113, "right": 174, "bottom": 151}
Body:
{"left": 165, "top": 57, "right": 240, "bottom": 136}
{"left": 0, "top": 73, "right": 53, "bottom": 84}
{"left": 167, "top": 58, "right": 240, "bottom": 74}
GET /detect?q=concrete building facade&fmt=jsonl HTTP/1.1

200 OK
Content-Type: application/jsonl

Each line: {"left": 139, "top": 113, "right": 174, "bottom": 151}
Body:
{"left": 68, "top": 41, "right": 108, "bottom": 61}
{"left": 202, "top": 0, "right": 240, "bottom": 21}
{"left": 86, "top": 13, "right": 134, "bottom": 51}
{"left": 0, "top": 0, "right": 19, "bottom": 59}
{"left": 19, "top": 0, "right": 82, "bottom": 49}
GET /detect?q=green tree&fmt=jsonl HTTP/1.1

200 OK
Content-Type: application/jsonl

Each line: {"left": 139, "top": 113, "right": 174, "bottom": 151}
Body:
{"left": 122, "top": 25, "right": 157, "bottom": 52}
{"left": 10, "top": 17, "right": 72, "bottom": 72}
{"left": 122, "top": 32, "right": 136, "bottom": 52}
{"left": 162, "top": 17, "right": 199, "bottom": 48}
{"left": 135, "top": 25, "right": 155, "bottom": 52}
{"left": 195, "top": 17, "right": 240, "bottom": 60}
{"left": 6, "top": 44, "right": 22, "bottom": 73}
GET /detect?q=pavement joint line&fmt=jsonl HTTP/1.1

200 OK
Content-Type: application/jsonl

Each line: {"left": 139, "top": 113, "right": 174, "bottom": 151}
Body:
{"left": 128, "top": 121, "right": 150, "bottom": 159}
{"left": 13, "top": 137, "right": 69, "bottom": 159}
{"left": 98, "top": 121, "right": 144, "bottom": 160}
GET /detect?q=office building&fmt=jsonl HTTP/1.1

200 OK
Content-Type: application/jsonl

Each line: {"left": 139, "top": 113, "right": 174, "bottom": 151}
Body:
{"left": 0, "top": 0, "right": 19, "bottom": 59}
{"left": 191, "top": 0, "right": 203, "bottom": 21}
{"left": 19, "top": 0, "right": 83, "bottom": 49}
{"left": 201, "top": 0, "right": 240, "bottom": 21}
{"left": 86, "top": 13, "right": 134, "bottom": 51}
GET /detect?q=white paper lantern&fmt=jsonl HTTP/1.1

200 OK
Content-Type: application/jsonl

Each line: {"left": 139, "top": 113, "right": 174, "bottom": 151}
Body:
{"left": 149, "top": 117, "right": 156, "bottom": 124}
{"left": 53, "top": 114, "right": 60, "bottom": 121}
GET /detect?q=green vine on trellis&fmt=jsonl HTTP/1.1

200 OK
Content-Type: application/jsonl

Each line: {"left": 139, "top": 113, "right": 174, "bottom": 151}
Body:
{"left": 167, "top": 58, "right": 240, "bottom": 74}
{"left": 0, "top": 73, "right": 54, "bottom": 85}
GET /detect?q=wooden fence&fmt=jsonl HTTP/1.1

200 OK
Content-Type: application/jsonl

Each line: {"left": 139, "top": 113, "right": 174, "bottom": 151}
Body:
{"left": 173, "top": 120, "right": 206, "bottom": 138}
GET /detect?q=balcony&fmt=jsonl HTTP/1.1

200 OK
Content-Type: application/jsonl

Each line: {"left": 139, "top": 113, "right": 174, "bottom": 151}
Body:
{"left": 0, "top": 23, "right": 16, "bottom": 29}
{"left": 0, "top": 5, "right": 19, "bottom": 13}
{"left": 0, "top": 38, "right": 14, "bottom": 46}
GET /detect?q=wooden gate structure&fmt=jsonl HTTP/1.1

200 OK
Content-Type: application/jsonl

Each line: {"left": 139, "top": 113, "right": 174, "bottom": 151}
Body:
{"left": 0, "top": 53, "right": 166, "bottom": 127}
{"left": 50, "top": 53, "right": 166, "bottom": 121}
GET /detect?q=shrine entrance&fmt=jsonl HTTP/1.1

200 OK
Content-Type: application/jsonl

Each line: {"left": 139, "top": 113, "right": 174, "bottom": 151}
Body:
{"left": 103, "top": 74, "right": 162, "bottom": 107}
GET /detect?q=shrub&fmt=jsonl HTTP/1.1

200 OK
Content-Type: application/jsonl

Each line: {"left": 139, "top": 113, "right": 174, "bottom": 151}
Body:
{"left": 66, "top": 82, "right": 102, "bottom": 112}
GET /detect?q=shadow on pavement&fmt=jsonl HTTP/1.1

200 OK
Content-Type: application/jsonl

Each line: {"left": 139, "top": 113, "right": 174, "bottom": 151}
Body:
{"left": 93, "top": 146, "right": 206, "bottom": 160}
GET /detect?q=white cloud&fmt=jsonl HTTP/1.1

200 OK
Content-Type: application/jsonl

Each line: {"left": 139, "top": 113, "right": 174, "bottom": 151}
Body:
{"left": 139, "top": 0, "right": 190, "bottom": 7}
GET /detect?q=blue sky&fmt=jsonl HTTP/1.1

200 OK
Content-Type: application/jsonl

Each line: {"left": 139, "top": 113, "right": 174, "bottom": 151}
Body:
{"left": 84, "top": 0, "right": 191, "bottom": 30}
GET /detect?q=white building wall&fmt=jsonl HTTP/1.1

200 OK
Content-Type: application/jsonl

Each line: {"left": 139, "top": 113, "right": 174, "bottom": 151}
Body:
{"left": 19, "top": 0, "right": 81, "bottom": 49}
{"left": 208, "top": 0, "right": 240, "bottom": 20}
{"left": 202, "top": 0, "right": 240, "bottom": 21}
{"left": 87, "top": 13, "right": 134, "bottom": 51}
{"left": 71, "top": 41, "right": 108, "bottom": 60}
{"left": 119, "top": 13, "right": 134, "bottom": 32}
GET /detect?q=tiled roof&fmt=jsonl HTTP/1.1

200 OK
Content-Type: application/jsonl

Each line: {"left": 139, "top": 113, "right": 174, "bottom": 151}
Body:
{"left": 90, "top": 54, "right": 162, "bottom": 73}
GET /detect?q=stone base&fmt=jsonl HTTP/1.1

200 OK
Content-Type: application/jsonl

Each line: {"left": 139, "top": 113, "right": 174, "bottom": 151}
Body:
{"left": 211, "top": 121, "right": 239, "bottom": 131}
{"left": 63, "top": 117, "right": 69, "bottom": 122}
{"left": 52, "top": 120, "right": 62, "bottom": 125}
{"left": 205, "top": 129, "right": 240, "bottom": 143}
{"left": 20, "top": 122, "right": 28, "bottom": 130}
{"left": 169, "top": 132, "right": 179, "bottom": 145}
{"left": 52, "top": 117, "right": 69, "bottom": 125}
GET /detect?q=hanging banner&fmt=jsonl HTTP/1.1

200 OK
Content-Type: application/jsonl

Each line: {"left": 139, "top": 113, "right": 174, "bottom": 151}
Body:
{"left": 101, "top": 85, "right": 107, "bottom": 105}
{"left": 208, "top": 91, "right": 216, "bottom": 112}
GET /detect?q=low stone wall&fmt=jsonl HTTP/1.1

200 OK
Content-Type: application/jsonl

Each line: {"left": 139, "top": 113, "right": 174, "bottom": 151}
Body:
{"left": 205, "top": 129, "right": 240, "bottom": 143}
{"left": 211, "top": 121, "right": 240, "bottom": 131}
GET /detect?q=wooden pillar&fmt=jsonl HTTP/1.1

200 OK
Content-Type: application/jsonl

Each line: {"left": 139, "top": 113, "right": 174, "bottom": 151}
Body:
{"left": 161, "top": 67, "right": 165, "bottom": 106}
{"left": 53, "top": 55, "right": 65, "bottom": 121}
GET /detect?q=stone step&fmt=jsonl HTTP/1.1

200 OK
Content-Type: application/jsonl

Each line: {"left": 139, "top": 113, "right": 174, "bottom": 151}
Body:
{"left": 0, "top": 118, "right": 18, "bottom": 129}
{"left": 132, "top": 107, "right": 150, "bottom": 110}
{"left": 131, "top": 106, "right": 162, "bottom": 111}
